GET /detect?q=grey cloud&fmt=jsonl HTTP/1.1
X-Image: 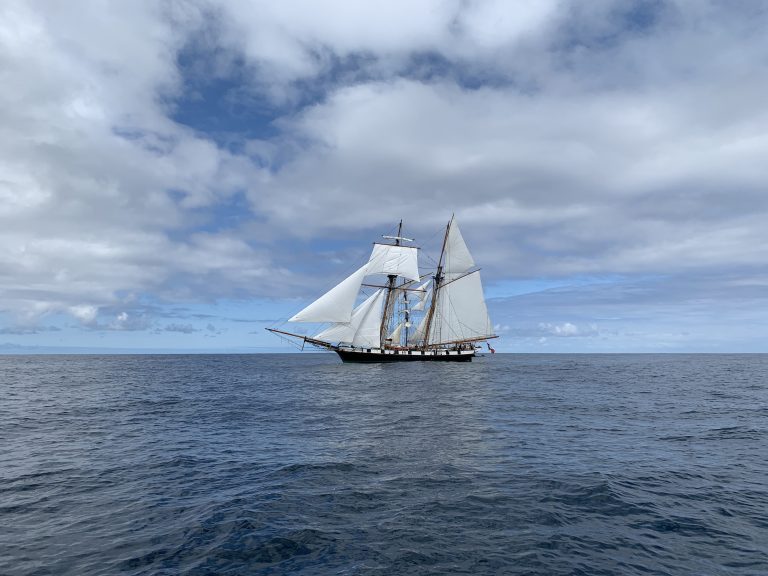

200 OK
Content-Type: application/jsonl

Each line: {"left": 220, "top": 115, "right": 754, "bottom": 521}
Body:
{"left": 81, "top": 312, "right": 152, "bottom": 332}
{"left": 162, "top": 323, "right": 198, "bottom": 334}
{"left": 0, "top": 325, "right": 61, "bottom": 335}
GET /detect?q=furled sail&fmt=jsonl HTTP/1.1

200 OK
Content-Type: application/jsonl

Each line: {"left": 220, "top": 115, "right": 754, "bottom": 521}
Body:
{"left": 442, "top": 219, "right": 475, "bottom": 274}
{"left": 366, "top": 244, "right": 420, "bottom": 281}
{"left": 428, "top": 271, "right": 493, "bottom": 344}
{"left": 314, "top": 289, "right": 383, "bottom": 343}
{"left": 289, "top": 264, "right": 368, "bottom": 323}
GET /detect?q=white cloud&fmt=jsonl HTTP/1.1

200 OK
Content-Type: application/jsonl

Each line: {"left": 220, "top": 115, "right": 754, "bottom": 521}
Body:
{"left": 253, "top": 73, "right": 768, "bottom": 278}
{"left": 0, "top": 0, "right": 282, "bottom": 325}
{"left": 215, "top": 0, "right": 562, "bottom": 99}
{"left": 68, "top": 305, "right": 98, "bottom": 324}
{"left": 539, "top": 322, "right": 599, "bottom": 337}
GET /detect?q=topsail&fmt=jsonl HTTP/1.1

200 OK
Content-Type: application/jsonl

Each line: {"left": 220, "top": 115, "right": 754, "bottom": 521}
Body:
{"left": 366, "top": 244, "right": 420, "bottom": 281}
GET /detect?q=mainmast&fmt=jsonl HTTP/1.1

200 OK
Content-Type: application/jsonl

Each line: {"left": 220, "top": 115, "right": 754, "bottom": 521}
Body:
{"left": 379, "top": 220, "right": 403, "bottom": 348}
{"left": 421, "top": 216, "right": 452, "bottom": 350}
{"left": 403, "top": 291, "right": 409, "bottom": 346}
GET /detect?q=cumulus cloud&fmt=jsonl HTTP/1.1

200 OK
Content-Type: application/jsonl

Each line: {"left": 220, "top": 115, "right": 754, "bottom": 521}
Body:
{"left": 77, "top": 311, "right": 153, "bottom": 332}
{"left": 0, "top": 0, "right": 290, "bottom": 327}
{"left": 538, "top": 322, "right": 600, "bottom": 337}
{"left": 212, "top": 0, "right": 768, "bottom": 281}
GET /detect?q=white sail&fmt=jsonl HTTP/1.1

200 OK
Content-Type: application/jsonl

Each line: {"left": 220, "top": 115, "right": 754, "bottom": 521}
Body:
{"left": 409, "top": 280, "right": 430, "bottom": 310}
{"left": 429, "top": 271, "right": 493, "bottom": 344}
{"left": 443, "top": 218, "right": 475, "bottom": 274}
{"left": 387, "top": 322, "right": 403, "bottom": 344}
{"left": 411, "top": 287, "right": 432, "bottom": 311}
{"left": 289, "top": 264, "right": 368, "bottom": 323}
{"left": 314, "top": 290, "right": 382, "bottom": 343}
{"left": 352, "top": 289, "right": 386, "bottom": 348}
{"left": 367, "top": 244, "right": 420, "bottom": 281}
{"left": 410, "top": 314, "right": 430, "bottom": 344}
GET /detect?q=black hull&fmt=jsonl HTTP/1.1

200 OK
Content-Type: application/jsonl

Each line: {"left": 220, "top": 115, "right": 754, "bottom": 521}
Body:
{"left": 335, "top": 349, "right": 474, "bottom": 363}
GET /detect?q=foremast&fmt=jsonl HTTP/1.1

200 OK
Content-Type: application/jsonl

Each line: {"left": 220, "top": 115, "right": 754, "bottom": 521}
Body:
{"left": 379, "top": 220, "right": 403, "bottom": 349}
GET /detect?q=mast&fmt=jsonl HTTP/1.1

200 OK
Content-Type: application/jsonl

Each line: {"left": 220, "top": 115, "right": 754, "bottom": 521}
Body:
{"left": 379, "top": 220, "right": 402, "bottom": 348}
{"left": 421, "top": 216, "right": 452, "bottom": 350}
{"left": 403, "top": 291, "right": 409, "bottom": 346}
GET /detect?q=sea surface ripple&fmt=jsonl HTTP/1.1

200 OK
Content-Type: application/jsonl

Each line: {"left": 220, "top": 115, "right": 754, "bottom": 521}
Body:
{"left": 2, "top": 353, "right": 768, "bottom": 575}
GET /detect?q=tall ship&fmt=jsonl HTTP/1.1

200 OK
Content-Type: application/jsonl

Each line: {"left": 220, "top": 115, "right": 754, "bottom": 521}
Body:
{"left": 267, "top": 216, "right": 497, "bottom": 362}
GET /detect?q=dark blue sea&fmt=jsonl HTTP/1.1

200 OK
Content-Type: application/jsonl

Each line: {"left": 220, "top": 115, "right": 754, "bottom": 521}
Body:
{"left": 2, "top": 354, "right": 767, "bottom": 575}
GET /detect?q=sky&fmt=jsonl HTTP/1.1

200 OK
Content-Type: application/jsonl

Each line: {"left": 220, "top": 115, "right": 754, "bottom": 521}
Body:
{"left": 1, "top": 0, "right": 768, "bottom": 353}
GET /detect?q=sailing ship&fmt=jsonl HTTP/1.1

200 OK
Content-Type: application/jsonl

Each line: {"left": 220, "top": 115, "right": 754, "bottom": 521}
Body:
{"left": 267, "top": 216, "right": 498, "bottom": 362}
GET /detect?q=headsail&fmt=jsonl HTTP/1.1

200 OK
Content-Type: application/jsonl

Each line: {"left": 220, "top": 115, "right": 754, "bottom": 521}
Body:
{"left": 289, "top": 264, "right": 368, "bottom": 323}
{"left": 411, "top": 287, "right": 431, "bottom": 311}
{"left": 387, "top": 322, "right": 403, "bottom": 344}
{"left": 410, "top": 314, "right": 430, "bottom": 344}
{"left": 351, "top": 290, "right": 387, "bottom": 347}
{"left": 314, "top": 289, "right": 384, "bottom": 343}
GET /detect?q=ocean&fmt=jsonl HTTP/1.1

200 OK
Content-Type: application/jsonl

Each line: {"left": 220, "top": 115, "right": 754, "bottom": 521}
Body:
{"left": 2, "top": 353, "right": 767, "bottom": 575}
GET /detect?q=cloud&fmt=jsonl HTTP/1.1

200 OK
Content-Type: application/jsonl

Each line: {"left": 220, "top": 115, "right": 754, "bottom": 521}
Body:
{"left": 69, "top": 305, "right": 98, "bottom": 324}
{"left": 2, "top": 0, "right": 768, "bottom": 351}
{"left": 538, "top": 322, "right": 600, "bottom": 337}
{"left": 0, "top": 0, "right": 293, "bottom": 326}
{"left": 199, "top": 0, "right": 562, "bottom": 104}
{"left": 80, "top": 311, "right": 153, "bottom": 332}
{"left": 0, "top": 325, "right": 60, "bottom": 335}
{"left": 488, "top": 272, "right": 768, "bottom": 351}
{"left": 162, "top": 323, "right": 198, "bottom": 334}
